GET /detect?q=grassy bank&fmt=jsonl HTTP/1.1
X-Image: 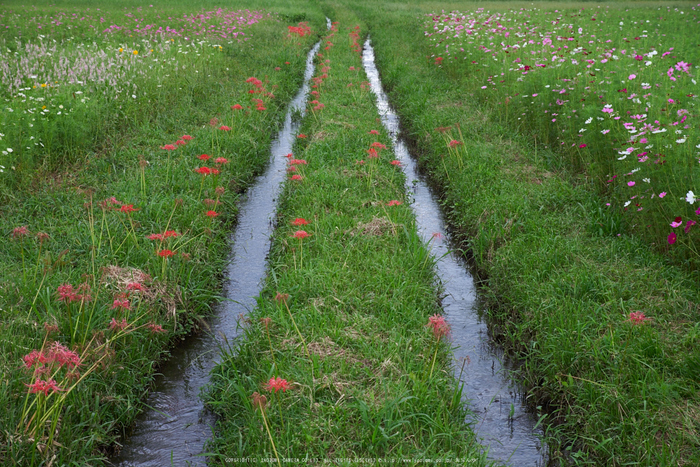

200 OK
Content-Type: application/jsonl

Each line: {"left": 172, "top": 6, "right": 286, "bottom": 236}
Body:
{"left": 0, "top": 1, "right": 323, "bottom": 464}
{"left": 359, "top": 1, "right": 700, "bottom": 465}
{"left": 205, "top": 4, "right": 486, "bottom": 464}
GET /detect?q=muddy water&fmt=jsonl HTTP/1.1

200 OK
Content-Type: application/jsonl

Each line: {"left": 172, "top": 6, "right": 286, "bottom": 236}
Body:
{"left": 362, "top": 38, "right": 548, "bottom": 466}
{"left": 109, "top": 40, "right": 321, "bottom": 467}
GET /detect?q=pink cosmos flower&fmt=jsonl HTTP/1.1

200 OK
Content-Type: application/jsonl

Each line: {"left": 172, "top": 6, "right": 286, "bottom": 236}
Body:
{"left": 670, "top": 217, "right": 683, "bottom": 228}
{"left": 659, "top": 192, "right": 667, "bottom": 198}
{"left": 685, "top": 220, "right": 696, "bottom": 233}
{"left": 628, "top": 181, "right": 635, "bottom": 187}
{"left": 668, "top": 232, "right": 677, "bottom": 244}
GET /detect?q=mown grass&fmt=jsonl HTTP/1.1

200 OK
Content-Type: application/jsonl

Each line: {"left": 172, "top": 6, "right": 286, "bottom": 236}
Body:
{"left": 205, "top": 4, "right": 487, "bottom": 465}
{"left": 357, "top": 1, "right": 700, "bottom": 465}
{"left": 0, "top": 1, "right": 324, "bottom": 464}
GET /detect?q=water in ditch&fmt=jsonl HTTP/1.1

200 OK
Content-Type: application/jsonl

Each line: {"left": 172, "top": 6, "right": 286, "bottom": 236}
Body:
{"left": 362, "top": 38, "right": 548, "bottom": 467}
{"left": 109, "top": 40, "right": 321, "bottom": 467}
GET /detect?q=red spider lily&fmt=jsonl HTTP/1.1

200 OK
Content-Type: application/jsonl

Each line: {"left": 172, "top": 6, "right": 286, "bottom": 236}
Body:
{"left": 126, "top": 282, "right": 145, "bottom": 291}
{"left": 426, "top": 314, "right": 451, "bottom": 338}
{"left": 36, "top": 232, "right": 50, "bottom": 243}
{"left": 203, "top": 199, "right": 219, "bottom": 207}
{"left": 23, "top": 350, "right": 50, "bottom": 369}
{"left": 47, "top": 342, "right": 81, "bottom": 369}
{"left": 287, "top": 166, "right": 297, "bottom": 173}
{"left": 219, "top": 125, "right": 231, "bottom": 131}
{"left": 109, "top": 318, "right": 129, "bottom": 331}
{"left": 119, "top": 204, "right": 139, "bottom": 213}
{"left": 435, "top": 57, "right": 444, "bottom": 65}
{"left": 25, "top": 378, "right": 63, "bottom": 396}
{"left": 211, "top": 168, "right": 220, "bottom": 175}
{"left": 447, "top": 140, "right": 462, "bottom": 148}
{"left": 175, "top": 139, "right": 186, "bottom": 146}
{"left": 206, "top": 210, "right": 219, "bottom": 218}
{"left": 297, "top": 134, "right": 307, "bottom": 139}
{"left": 285, "top": 153, "right": 293, "bottom": 158}
{"left": 215, "top": 157, "right": 229, "bottom": 164}
{"left": 147, "top": 322, "right": 167, "bottom": 334}
{"left": 291, "top": 218, "right": 309, "bottom": 226}
{"left": 629, "top": 311, "right": 650, "bottom": 324}
{"left": 265, "top": 377, "right": 291, "bottom": 393}
{"left": 160, "top": 144, "right": 177, "bottom": 150}
{"left": 231, "top": 104, "right": 243, "bottom": 110}
{"left": 369, "top": 130, "right": 379, "bottom": 135}
{"left": 158, "top": 250, "right": 176, "bottom": 258}
{"left": 164, "top": 230, "right": 180, "bottom": 238}
{"left": 290, "top": 174, "right": 303, "bottom": 181}
{"left": 196, "top": 167, "right": 212, "bottom": 175}
{"left": 12, "top": 225, "right": 30, "bottom": 238}
{"left": 57, "top": 284, "right": 79, "bottom": 303}
{"left": 293, "top": 230, "right": 309, "bottom": 239}
{"left": 181, "top": 135, "right": 193, "bottom": 141}
{"left": 111, "top": 299, "right": 131, "bottom": 311}
{"left": 356, "top": 160, "right": 365, "bottom": 165}
{"left": 147, "top": 233, "right": 164, "bottom": 241}
{"left": 289, "top": 159, "right": 307, "bottom": 165}
{"left": 387, "top": 200, "right": 402, "bottom": 206}
{"left": 198, "top": 154, "right": 211, "bottom": 161}
{"left": 432, "top": 232, "right": 444, "bottom": 240}
{"left": 370, "top": 142, "right": 387, "bottom": 149}
{"left": 367, "top": 148, "right": 379, "bottom": 158}
{"left": 390, "top": 160, "right": 401, "bottom": 166}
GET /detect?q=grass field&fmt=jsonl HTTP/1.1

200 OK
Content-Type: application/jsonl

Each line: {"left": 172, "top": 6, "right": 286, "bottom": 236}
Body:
{"left": 1, "top": 1, "right": 698, "bottom": 466}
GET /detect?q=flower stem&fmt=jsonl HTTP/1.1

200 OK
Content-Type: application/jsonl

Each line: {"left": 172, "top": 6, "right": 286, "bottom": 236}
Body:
{"left": 260, "top": 407, "right": 282, "bottom": 467}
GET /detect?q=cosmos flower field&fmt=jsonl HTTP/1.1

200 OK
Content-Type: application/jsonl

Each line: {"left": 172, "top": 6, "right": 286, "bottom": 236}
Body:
{"left": 426, "top": 4, "right": 700, "bottom": 264}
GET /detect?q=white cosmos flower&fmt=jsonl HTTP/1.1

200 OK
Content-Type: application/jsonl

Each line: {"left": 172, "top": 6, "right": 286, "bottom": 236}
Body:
{"left": 643, "top": 178, "right": 650, "bottom": 183}
{"left": 686, "top": 191, "right": 697, "bottom": 204}
{"left": 677, "top": 138, "right": 687, "bottom": 144}
{"left": 624, "top": 201, "right": 631, "bottom": 207}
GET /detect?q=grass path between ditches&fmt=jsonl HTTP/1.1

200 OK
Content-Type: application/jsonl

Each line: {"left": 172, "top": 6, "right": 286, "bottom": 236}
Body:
{"left": 205, "top": 4, "right": 488, "bottom": 465}
{"left": 355, "top": 2, "right": 700, "bottom": 466}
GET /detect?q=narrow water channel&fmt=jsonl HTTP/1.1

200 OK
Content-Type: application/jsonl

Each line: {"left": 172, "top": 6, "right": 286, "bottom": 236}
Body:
{"left": 362, "top": 38, "right": 548, "bottom": 466}
{"left": 109, "top": 40, "right": 321, "bottom": 467}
